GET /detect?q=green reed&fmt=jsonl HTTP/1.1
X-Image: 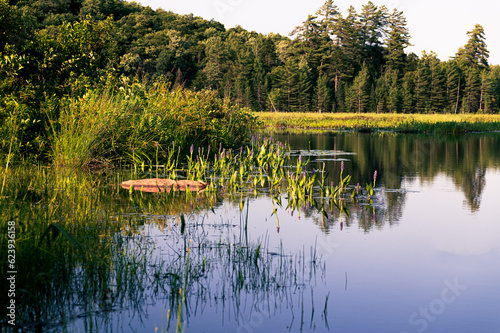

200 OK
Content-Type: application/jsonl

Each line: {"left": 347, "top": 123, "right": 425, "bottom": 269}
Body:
{"left": 124, "top": 134, "right": 380, "bottom": 229}
{"left": 48, "top": 80, "right": 258, "bottom": 168}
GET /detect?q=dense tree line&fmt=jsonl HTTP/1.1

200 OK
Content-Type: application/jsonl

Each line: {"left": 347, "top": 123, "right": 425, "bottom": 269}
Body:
{"left": 1, "top": 0, "right": 500, "bottom": 114}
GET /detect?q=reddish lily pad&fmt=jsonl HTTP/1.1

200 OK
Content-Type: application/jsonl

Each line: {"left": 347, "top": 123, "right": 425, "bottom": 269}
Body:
{"left": 121, "top": 178, "right": 208, "bottom": 193}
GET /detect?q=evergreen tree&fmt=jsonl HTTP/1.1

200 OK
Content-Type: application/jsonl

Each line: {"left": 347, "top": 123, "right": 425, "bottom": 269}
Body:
{"left": 479, "top": 69, "right": 493, "bottom": 113}
{"left": 358, "top": 1, "right": 388, "bottom": 71}
{"left": 316, "top": 0, "right": 340, "bottom": 38}
{"left": 272, "top": 58, "right": 300, "bottom": 112}
{"left": 455, "top": 24, "right": 489, "bottom": 69}
{"left": 387, "top": 70, "right": 402, "bottom": 113}
{"left": 385, "top": 9, "right": 411, "bottom": 74}
{"left": 337, "top": 6, "right": 361, "bottom": 82}
{"left": 316, "top": 71, "right": 331, "bottom": 113}
{"left": 297, "top": 56, "right": 313, "bottom": 112}
{"left": 414, "top": 57, "right": 430, "bottom": 113}
{"left": 488, "top": 65, "right": 500, "bottom": 112}
{"left": 445, "top": 61, "right": 462, "bottom": 113}
{"left": 374, "top": 75, "right": 387, "bottom": 113}
{"left": 348, "top": 62, "right": 370, "bottom": 113}
{"left": 401, "top": 71, "right": 415, "bottom": 113}
{"left": 316, "top": 0, "right": 342, "bottom": 100}
{"left": 426, "top": 53, "right": 446, "bottom": 113}
{"left": 462, "top": 67, "right": 481, "bottom": 113}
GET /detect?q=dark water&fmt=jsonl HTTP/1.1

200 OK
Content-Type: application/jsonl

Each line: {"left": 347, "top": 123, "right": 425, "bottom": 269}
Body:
{"left": 11, "top": 132, "right": 500, "bottom": 333}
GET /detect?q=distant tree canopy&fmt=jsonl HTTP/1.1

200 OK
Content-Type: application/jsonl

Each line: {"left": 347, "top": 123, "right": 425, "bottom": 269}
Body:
{"left": 1, "top": 0, "right": 500, "bottom": 114}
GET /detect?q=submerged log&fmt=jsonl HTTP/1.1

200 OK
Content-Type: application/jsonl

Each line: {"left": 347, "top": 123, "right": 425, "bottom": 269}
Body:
{"left": 121, "top": 178, "right": 208, "bottom": 193}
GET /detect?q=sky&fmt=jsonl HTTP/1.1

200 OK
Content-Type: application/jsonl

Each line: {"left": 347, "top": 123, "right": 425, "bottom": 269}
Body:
{"left": 136, "top": 0, "right": 500, "bottom": 65}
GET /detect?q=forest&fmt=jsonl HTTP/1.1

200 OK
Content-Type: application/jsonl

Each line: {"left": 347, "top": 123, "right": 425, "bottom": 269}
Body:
{"left": 3, "top": 0, "right": 500, "bottom": 113}
{"left": 2, "top": 0, "right": 500, "bottom": 163}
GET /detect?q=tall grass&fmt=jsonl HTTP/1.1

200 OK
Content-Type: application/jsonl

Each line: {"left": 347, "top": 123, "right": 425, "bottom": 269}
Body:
{"left": 50, "top": 91, "right": 132, "bottom": 166}
{"left": 50, "top": 81, "right": 259, "bottom": 167}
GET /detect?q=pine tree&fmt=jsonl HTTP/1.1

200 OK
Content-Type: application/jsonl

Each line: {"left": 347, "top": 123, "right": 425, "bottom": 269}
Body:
{"left": 385, "top": 9, "right": 411, "bottom": 74}
{"left": 252, "top": 57, "right": 266, "bottom": 110}
{"left": 316, "top": 0, "right": 342, "bottom": 99}
{"left": 316, "top": 0, "right": 340, "bottom": 38}
{"left": 401, "top": 71, "right": 415, "bottom": 113}
{"left": 316, "top": 71, "right": 331, "bottom": 113}
{"left": 444, "top": 61, "right": 462, "bottom": 113}
{"left": 290, "top": 15, "right": 321, "bottom": 45}
{"left": 274, "top": 58, "right": 300, "bottom": 112}
{"left": 414, "top": 57, "right": 430, "bottom": 113}
{"left": 297, "top": 56, "right": 313, "bottom": 112}
{"left": 374, "top": 75, "right": 387, "bottom": 113}
{"left": 358, "top": 1, "right": 388, "bottom": 70}
{"left": 348, "top": 63, "right": 370, "bottom": 113}
{"left": 426, "top": 54, "right": 446, "bottom": 113}
{"left": 479, "top": 69, "right": 493, "bottom": 113}
{"left": 387, "top": 70, "right": 402, "bottom": 113}
{"left": 337, "top": 6, "right": 361, "bottom": 82}
{"left": 455, "top": 24, "right": 489, "bottom": 69}
{"left": 462, "top": 67, "right": 481, "bottom": 113}
{"left": 488, "top": 65, "right": 500, "bottom": 113}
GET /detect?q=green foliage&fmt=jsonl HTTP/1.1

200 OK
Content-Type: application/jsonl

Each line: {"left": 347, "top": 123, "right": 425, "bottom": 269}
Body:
{"left": 2, "top": 0, "right": 500, "bottom": 165}
{"left": 50, "top": 80, "right": 259, "bottom": 167}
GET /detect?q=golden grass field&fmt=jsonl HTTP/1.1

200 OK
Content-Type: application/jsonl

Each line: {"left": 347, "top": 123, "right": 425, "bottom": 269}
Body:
{"left": 255, "top": 112, "right": 500, "bottom": 133}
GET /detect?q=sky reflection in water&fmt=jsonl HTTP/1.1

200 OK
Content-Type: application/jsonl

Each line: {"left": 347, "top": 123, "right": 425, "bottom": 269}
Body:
{"left": 71, "top": 132, "right": 500, "bottom": 333}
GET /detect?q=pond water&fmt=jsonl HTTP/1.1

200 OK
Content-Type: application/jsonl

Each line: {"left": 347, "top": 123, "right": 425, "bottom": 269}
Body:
{"left": 4, "top": 131, "right": 500, "bottom": 333}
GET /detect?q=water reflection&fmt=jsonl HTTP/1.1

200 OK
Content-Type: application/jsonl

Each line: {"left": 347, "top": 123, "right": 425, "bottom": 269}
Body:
{"left": 3, "top": 132, "right": 500, "bottom": 332}
{"left": 271, "top": 131, "right": 500, "bottom": 213}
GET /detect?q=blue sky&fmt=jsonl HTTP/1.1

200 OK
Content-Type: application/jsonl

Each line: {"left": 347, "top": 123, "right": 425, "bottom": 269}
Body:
{"left": 136, "top": 0, "right": 500, "bottom": 65}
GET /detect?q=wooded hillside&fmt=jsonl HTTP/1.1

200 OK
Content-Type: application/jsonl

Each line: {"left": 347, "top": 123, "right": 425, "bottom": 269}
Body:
{"left": 2, "top": 0, "right": 500, "bottom": 114}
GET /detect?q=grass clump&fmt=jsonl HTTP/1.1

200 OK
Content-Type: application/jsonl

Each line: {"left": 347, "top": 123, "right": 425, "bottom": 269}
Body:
{"left": 50, "top": 81, "right": 258, "bottom": 167}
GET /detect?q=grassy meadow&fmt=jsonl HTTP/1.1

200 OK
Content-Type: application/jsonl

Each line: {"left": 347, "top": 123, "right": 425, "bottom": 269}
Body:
{"left": 256, "top": 112, "right": 500, "bottom": 133}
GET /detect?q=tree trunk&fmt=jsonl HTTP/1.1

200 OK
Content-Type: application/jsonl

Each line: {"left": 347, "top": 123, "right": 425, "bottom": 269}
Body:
{"left": 455, "top": 75, "right": 461, "bottom": 114}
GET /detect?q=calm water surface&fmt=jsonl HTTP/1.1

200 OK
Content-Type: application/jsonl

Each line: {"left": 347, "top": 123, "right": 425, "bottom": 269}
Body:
{"left": 73, "top": 132, "right": 500, "bottom": 332}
